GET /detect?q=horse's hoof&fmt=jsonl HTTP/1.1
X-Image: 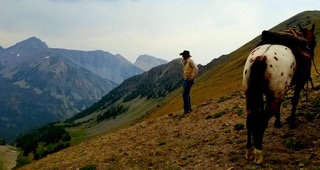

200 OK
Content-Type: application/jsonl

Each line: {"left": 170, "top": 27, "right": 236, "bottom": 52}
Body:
{"left": 289, "top": 123, "right": 297, "bottom": 129}
{"left": 245, "top": 147, "right": 254, "bottom": 160}
{"left": 254, "top": 149, "right": 263, "bottom": 164}
{"left": 274, "top": 121, "right": 283, "bottom": 128}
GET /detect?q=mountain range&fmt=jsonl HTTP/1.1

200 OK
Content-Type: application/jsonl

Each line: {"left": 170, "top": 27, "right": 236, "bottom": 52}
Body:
{"left": 0, "top": 37, "right": 166, "bottom": 140}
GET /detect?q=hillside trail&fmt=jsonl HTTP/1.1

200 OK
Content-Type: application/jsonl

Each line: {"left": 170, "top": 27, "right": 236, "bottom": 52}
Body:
{"left": 0, "top": 145, "right": 19, "bottom": 170}
{"left": 18, "top": 83, "right": 320, "bottom": 170}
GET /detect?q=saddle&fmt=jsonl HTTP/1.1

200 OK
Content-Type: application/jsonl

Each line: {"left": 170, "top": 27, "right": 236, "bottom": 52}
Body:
{"left": 259, "top": 28, "right": 312, "bottom": 85}
{"left": 260, "top": 29, "right": 311, "bottom": 61}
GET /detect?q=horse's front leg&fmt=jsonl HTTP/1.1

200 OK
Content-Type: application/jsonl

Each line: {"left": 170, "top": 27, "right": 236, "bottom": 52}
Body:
{"left": 274, "top": 111, "right": 282, "bottom": 128}
{"left": 289, "top": 87, "right": 302, "bottom": 129}
{"left": 310, "top": 77, "right": 315, "bottom": 89}
{"left": 273, "top": 100, "right": 283, "bottom": 128}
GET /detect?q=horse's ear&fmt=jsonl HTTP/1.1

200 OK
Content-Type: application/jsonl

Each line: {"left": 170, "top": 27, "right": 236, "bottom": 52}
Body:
{"left": 311, "top": 23, "right": 315, "bottom": 32}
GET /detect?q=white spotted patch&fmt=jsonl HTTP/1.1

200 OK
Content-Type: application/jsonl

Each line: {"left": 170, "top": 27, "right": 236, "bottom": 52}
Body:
{"left": 243, "top": 44, "right": 296, "bottom": 98}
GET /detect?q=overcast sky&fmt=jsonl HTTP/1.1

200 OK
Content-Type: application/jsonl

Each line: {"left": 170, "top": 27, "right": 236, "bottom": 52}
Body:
{"left": 0, "top": 0, "right": 319, "bottom": 65}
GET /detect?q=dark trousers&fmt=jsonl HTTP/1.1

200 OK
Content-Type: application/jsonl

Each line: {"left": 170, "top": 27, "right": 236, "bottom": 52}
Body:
{"left": 183, "top": 79, "right": 194, "bottom": 113}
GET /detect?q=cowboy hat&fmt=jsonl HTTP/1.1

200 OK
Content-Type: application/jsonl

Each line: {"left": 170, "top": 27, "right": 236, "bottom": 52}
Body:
{"left": 179, "top": 50, "right": 191, "bottom": 57}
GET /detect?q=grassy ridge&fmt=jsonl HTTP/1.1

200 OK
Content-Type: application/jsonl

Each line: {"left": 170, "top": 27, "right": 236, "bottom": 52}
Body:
{"left": 148, "top": 11, "right": 320, "bottom": 120}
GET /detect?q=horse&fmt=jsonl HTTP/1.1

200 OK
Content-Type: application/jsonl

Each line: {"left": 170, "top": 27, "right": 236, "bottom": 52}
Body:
{"left": 242, "top": 23, "right": 316, "bottom": 164}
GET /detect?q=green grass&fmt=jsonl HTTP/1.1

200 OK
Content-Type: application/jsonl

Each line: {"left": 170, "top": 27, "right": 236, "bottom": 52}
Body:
{"left": 234, "top": 123, "right": 245, "bottom": 131}
{"left": 205, "top": 109, "right": 228, "bottom": 119}
{"left": 80, "top": 164, "right": 97, "bottom": 170}
{"left": 67, "top": 128, "right": 89, "bottom": 145}
{"left": 0, "top": 162, "right": 5, "bottom": 170}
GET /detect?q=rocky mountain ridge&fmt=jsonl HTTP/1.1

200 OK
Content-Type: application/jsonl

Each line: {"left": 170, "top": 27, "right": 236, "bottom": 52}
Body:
{"left": 134, "top": 54, "right": 168, "bottom": 71}
{"left": 0, "top": 37, "right": 165, "bottom": 141}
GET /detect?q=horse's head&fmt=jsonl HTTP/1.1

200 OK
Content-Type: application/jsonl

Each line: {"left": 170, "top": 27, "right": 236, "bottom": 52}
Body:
{"left": 299, "top": 23, "right": 317, "bottom": 53}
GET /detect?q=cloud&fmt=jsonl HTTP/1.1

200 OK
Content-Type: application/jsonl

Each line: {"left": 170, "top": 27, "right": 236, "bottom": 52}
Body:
{"left": 0, "top": 0, "right": 319, "bottom": 64}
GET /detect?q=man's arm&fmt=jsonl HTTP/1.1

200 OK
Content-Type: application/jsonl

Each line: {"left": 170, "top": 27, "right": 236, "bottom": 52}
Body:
{"left": 189, "top": 59, "right": 199, "bottom": 79}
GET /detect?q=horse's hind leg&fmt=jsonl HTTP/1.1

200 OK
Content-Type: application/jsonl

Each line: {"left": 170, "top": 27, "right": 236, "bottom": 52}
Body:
{"left": 252, "top": 116, "right": 264, "bottom": 164}
{"left": 245, "top": 113, "right": 254, "bottom": 160}
{"left": 252, "top": 98, "right": 281, "bottom": 164}
{"left": 246, "top": 110, "right": 265, "bottom": 164}
{"left": 265, "top": 94, "right": 283, "bottom": 128}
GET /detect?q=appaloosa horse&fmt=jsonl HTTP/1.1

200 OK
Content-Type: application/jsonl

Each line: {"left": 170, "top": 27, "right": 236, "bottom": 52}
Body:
{"left": 242, "top": 23, "right": 316, "bottom": 164}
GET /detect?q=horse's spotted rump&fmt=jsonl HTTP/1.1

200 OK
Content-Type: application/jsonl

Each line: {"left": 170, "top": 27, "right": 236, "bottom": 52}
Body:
{"left": 290, "top": 62, "right": 295, "bottom": 68}
{"left": 254, "top": 47, "right": 260, "bottom": 53}
{"left": 243, "top": 23, "right": 316, "bottom": 164}
{"left": 254, "top": 55, "right": 266, "bottom": 61}
{"left": 251, "top": 47, "right": 260, "bottom": 55}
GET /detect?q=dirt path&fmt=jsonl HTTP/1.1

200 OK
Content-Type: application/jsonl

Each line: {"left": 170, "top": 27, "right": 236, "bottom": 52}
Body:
{"left": 0, "top": 145, "right": 19, "bottom": 170}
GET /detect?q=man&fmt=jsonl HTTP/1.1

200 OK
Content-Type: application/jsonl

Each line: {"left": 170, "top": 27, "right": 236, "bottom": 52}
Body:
{"left": 180, "top": 50, "right": 199, "bottom": 114}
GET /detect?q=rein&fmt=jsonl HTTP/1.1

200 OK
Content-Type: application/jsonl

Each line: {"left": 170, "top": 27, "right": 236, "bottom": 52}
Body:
{"left": 312, "top": 54, "right": 320, "bottom": 76}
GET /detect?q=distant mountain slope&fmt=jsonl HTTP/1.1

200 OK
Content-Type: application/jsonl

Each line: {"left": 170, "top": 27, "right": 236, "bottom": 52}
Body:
{"left": 68, "top": 58, "right": 184, "bottom": 122}
{"left": 134, "top": 54, "right": 168, "bottom": 71}
{"left": 58, "top": 50, "right": 144, "bottom": 84}
{"left": 0, "top": 37, "right": 142, "bottom": 141}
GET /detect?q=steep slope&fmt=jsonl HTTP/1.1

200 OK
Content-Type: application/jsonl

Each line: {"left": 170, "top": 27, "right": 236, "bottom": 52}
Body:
{"left": 149, "top": 10, "right": 320, "bottom": 119}
{"left": 134, "top": 54, "right": 168, "bottom": 71}
{"left": 18, "top": 81, "right": 320, "bottom": 170}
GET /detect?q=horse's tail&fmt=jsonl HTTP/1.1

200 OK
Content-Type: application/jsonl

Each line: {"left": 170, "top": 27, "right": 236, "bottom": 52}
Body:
{"left": 246, "top": 57, "right": 267, "bottom": 114}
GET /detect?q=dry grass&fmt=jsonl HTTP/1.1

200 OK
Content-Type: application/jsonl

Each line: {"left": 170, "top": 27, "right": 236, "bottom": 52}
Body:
{"left": 0, "top": 145, "right": 19, "bottom": 170}
{"left": 18, "top": 81, "right": 320, "bottom": 170}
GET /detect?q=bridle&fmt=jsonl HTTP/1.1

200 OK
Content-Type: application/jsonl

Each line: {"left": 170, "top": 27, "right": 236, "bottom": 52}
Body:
{"left": 300, "top": 25, "right": 319, "bottom": 76}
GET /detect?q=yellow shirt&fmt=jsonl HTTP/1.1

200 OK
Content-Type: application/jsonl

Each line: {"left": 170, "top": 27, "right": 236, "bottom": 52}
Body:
{"left": 183, "top": 58, "right": 199, "bottom": 79}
